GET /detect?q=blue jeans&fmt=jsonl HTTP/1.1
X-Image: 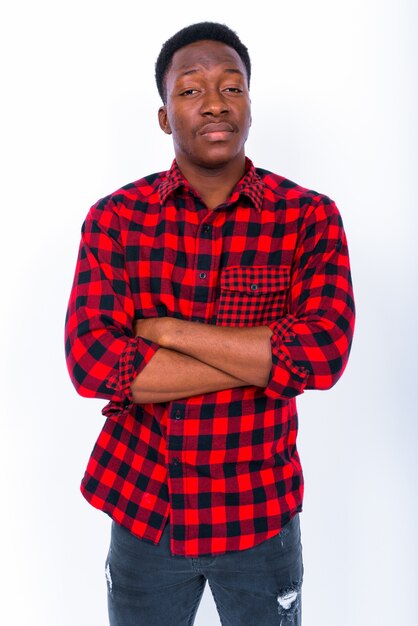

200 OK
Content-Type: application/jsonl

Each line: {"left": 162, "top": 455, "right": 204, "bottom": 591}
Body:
{"left": 106, "top": 514, "right": 303, "bottom": 625}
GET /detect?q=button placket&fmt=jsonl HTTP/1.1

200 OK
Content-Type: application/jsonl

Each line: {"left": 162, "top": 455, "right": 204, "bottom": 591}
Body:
{"left": 191, "top": 215, "right": 217, "bottom": 321}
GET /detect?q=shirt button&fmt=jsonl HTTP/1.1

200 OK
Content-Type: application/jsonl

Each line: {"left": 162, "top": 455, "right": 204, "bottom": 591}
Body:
{"left": 172, "top": 457, "right": 180, "bottom": 465}
{"left": 175, "top": 410, "right": 182, "bottom": 420}
{"left": 202, "top": 224, "right": 211, "bottom": 233}
{"left": 199, "top": 272, "right": 207, "bottom": 280}
{"left": 250, "top": 283, "right": 258, "bottom": 291}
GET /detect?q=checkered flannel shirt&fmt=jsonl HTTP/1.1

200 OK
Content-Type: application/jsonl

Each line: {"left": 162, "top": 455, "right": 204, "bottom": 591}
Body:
{"left": 65, "top": 158, "right": 355, "bottom": 557}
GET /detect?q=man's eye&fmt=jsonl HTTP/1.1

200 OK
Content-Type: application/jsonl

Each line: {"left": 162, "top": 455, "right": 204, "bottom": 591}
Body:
{"left": 180, "top": 89, "right": 198, "bottom": 96}
{"left": 224, "top": 87, "right": 243, "bottom": 94}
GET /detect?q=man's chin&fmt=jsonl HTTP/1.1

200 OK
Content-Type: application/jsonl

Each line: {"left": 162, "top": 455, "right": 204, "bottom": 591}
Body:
{"left": 193, "top": 147, "right": 245, "bottom": 170}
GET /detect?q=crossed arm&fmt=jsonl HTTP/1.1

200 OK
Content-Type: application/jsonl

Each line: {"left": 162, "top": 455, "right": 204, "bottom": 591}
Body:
{"left": 130, "top": 318, "right": 273, "bottom": 404}
{"left": 65, "top": 196, "right": 354, "bottom": 404}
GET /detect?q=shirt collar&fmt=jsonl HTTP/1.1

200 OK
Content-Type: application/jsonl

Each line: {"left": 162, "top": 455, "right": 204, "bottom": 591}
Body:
{"left": 159, "top": 157, "right": 265, "bottom": 212}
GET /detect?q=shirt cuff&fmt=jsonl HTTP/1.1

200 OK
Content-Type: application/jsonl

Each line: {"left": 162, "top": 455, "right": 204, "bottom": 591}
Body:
{"left": 106, "top": 336, "right": 160, "bottom": 403}
{"left": 265, "top": 315, "right": 310, "bottom": 399}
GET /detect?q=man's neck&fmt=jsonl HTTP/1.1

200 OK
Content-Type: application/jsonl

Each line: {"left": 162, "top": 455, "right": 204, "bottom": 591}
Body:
{"left": 175, "top": 154, "right": 246, "bottom": 210}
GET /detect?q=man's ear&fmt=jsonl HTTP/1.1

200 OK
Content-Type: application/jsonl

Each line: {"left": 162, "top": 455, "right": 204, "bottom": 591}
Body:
{"left": 158, "top": 106, "right": 172, "bottom": 135}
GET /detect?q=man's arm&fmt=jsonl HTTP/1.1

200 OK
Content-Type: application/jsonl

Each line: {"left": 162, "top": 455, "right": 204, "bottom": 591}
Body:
{"left": 133, "top": 318, "right": 273, "bottom": 388}
{"left": 130, "top": 347, "right": 248, "bottom": 404}
{"left": 65, "top": 198, "right": 160, "bottom": 403}
{"left": 262, "top": 197, "right": 355, "bottom": 399}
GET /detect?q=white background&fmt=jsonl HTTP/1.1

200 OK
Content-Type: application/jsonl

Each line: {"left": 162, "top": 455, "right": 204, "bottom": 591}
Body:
{"left": 1, "top": 1, "right": 417, "bottom": 624}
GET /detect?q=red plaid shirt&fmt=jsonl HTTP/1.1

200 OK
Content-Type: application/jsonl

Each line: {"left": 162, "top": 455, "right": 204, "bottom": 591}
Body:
{"left": 65, "top": 158, "right": 355, "bottom": 557}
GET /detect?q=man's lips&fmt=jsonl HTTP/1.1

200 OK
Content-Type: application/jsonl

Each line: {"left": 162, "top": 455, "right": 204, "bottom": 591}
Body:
{"left": 197, "top": 122, "right": 235, "bottom": 140}
{"left": 198, "top": 122, "right": 235, "bottom": 134}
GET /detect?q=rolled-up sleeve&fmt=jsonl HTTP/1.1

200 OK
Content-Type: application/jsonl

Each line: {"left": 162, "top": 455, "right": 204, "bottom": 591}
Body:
{"left": 64, "top": 197, "right": 159, "bottom": 403}
{"left": 265, "top": 196, "right": 355, "bottom": 399}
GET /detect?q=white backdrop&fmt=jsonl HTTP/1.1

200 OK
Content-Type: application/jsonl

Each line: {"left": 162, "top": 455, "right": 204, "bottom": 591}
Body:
{"left": 1, "top": 1, "right": 417, "bottom": 624}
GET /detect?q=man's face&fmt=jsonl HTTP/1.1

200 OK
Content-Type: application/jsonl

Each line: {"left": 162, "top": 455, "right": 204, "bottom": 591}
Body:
{"left": 158, "top": 40, "right": 251, "bottom": 170}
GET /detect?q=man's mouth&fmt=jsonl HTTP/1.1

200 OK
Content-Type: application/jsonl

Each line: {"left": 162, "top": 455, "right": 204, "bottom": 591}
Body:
{"left": 198, "top": 122, "right": 235, "bottom": 141}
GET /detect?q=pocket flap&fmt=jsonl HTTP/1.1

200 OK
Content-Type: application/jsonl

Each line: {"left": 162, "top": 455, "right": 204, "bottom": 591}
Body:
{"left": 220, "top": 266, "right": 291, "bottom": 295}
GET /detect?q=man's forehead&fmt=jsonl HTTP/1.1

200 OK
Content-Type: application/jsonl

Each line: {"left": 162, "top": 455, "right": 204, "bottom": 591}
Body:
{"left": 170, "top": 40, "right": 245, "bottom": 75}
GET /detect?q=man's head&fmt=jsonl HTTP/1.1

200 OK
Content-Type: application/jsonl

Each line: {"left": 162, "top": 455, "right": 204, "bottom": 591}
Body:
{"left": 155, "top": 22, "right": 251, "bottom": 104}
{"left": 156, "top": 23, "right": 252, "bottom": 172}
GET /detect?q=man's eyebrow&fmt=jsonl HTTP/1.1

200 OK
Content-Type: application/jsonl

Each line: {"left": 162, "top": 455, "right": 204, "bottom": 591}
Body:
{"left": 223, "top": 68, "right": 244, "bottom": 76}
{"left": 177, "top": 68, "right": 245, "bottom": 78}
{"left": 179, "top": 69, "right": 199, "bottom": 77}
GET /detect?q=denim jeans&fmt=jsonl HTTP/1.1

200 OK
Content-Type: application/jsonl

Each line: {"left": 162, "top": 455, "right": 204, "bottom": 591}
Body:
{"left": 106, "top": 514, "right": 303, "bottom": 625}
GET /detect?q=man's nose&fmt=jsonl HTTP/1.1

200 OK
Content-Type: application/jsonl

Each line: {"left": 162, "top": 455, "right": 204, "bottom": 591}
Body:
{"left": 200, "top": 89, "right": 229, "bottom": 116}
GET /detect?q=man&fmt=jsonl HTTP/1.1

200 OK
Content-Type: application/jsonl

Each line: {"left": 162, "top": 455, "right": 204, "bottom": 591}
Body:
{"left": 65, "top": 22, "right": 355, "bottom": 626}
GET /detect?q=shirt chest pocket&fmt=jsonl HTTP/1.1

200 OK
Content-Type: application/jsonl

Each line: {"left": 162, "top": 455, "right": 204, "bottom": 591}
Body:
{"left": 216, "top": 265, "right": 291, "bottom": 327}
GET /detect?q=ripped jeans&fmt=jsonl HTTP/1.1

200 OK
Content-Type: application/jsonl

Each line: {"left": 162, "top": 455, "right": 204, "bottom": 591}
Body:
{"left": 106, "top": 513, "right": 303, "bottom": 626}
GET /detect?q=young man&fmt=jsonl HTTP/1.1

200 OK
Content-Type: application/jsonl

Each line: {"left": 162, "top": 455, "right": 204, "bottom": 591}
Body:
{"left": 65, "top": 22, "right": 355, "bottom": 626}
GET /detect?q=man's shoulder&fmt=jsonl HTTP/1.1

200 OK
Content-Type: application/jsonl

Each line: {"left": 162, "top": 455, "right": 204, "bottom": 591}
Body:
{"left": 94, "top": 170, "right": 169, "bottom": 211}
{"left": 255, "top": 166, "right": 333, "bottom": 207}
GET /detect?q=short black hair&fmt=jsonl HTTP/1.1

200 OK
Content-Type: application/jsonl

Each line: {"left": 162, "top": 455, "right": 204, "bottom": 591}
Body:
{"left": 155, "top": 22, "right": 251, "bottom": 103}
